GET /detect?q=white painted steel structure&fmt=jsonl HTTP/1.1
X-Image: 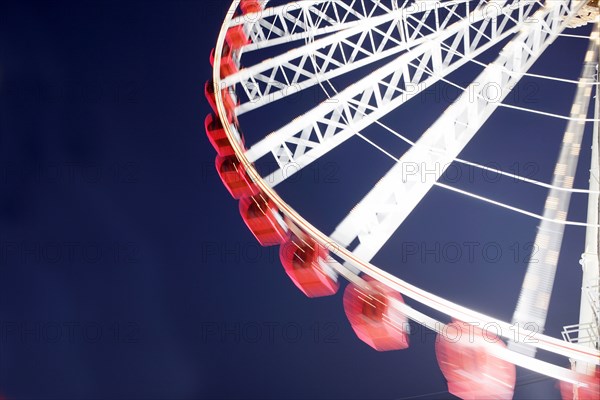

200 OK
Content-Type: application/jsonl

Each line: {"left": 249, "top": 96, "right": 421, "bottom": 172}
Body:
{"left": 211, "top": 0, "right": 600, "bottom": 390}
{"left": 510, "top": 26, "right": 599, "bottom": 359}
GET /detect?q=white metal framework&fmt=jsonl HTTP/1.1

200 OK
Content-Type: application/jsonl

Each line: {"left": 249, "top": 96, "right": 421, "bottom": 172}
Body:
{"left": 231, "top": 0, "right": 396, "bottom": 51}
{"left": 509, "top": 29, "right": 598, "bottom": 358}
{"left": 245, "top": 0, "right": 542, "bottom": 185}
{"left": 227, "top": 0, "right": 491, "bottom": 113}
{"left": 332, "top": 0, "right": 584, "bottom": 262}
{"left": 211, "top": 0, "right": 600, "bottom": 392}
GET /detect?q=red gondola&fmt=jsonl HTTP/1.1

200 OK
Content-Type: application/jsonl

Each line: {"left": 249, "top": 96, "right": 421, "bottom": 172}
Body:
{"left": 240, "top": 0, "right": 264, "bottom": 15}
{"left": 204, "top": 80, "right": 237, "bottom": 123}
{"left": 279, "top": 235, "right": 338, "bottom": 298}
{"left": 559, "top": 367, "right": 599, "bottom": 400}
{"left": 205, "top": 113, "right": 236, "bottom": 156}
{"left": 435, "top": 320, "right": 516, "bottom": 400}
{"left": 216, "top": 156, "right": 260, "bottom": 199}
{"left": 343, "top": 275, "right": 409, "bottom": 351}
{"left": 210, "top": 46, "right": 239, "bottom": 78}
{"left": 239, "top": 194, "right": 288, "bottom": 246}
{"left": 226, "top": 25, "right": 251, "bottom": 50}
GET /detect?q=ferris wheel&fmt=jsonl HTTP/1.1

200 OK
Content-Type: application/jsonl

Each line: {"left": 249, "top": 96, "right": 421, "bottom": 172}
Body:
{"left": 205, "top": 0, "right": 600, "bottom": 398}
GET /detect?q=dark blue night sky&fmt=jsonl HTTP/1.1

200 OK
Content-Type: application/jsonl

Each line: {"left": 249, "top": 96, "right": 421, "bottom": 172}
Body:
{"left": 0, "top": 1, "right": 597, "bottom": 399}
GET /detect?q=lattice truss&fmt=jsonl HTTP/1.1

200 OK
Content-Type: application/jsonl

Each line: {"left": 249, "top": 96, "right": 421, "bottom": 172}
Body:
{"left": 562, "top": 321, "right": 600, "bottom": 345}
{"left": 227, "top": 0, "right": 487, "bottom": 113}
{"left": 235, "top": 0, "right": 398, "bottom": 52}
{"left": 245, "top": 0, "right": 541, "bottom": 180}
{"left": 227, "top": 0, "right": 540, "bottom": 114}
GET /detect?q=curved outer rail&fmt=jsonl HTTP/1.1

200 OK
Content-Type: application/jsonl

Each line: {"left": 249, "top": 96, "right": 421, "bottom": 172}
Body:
{"left": 212, "top": 0, "right": 600, "bottom": 386}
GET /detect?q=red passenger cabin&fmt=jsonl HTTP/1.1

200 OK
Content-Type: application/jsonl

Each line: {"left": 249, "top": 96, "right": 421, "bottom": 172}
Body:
{"left": 204, "top": 80, "right": 237, "bottom": 123}
{"left": 343, "top": 276, "right": 409, "bottom": 351}
{"left": 279, "top": 235, "right": 339, "bottom": 298}
{"left": 215, "top": 156, "right": 260, "bottom": 199}
{"left": 435, "top": 320, "right": 516, "bottom": 400}
{"left": 205, "top": 113, "right": 237, "bottom": 156}
{"left": 239, "top": 194, "right": 288, "bottom": 246}
{"left": 240, "top": 0, "right": 264, "bottom": 15}
{"left": 560, "top": 367, "right": 599, "bottom": 400}
{"left": 226, "top": 25, "right": 251, "bottom": 50}
{"left": 210, "top": 45, "right": 239, "bottom": 78}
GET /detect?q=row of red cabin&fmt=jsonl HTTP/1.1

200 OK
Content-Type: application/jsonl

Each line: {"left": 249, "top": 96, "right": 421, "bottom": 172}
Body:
{"left": 204, "top": 25, "right": 411, "bottom": 355}
{"left": 206, "top": 0, "right": 410, "bottom": 358}
{"left": 204, "top": 0, "right": 259, "bottom": 199}
{"left": 206, "top": 40, "right": 514, "bottom": 396}
{"left": 204, "top": 3, "right": 597, "bottom": 398}
{"left": 203, "top": 2, "right": 346, "bottom": 301}
{"left": 205, "top": 90, "right": 595, "bottom": 398}
{"left": 209, "top": 0, "right": 262, "bottom": 80}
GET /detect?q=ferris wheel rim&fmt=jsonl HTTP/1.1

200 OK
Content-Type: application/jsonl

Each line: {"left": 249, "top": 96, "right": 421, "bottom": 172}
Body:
{"left": 211, "top": 0, "right": 600, "bottom": 385}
